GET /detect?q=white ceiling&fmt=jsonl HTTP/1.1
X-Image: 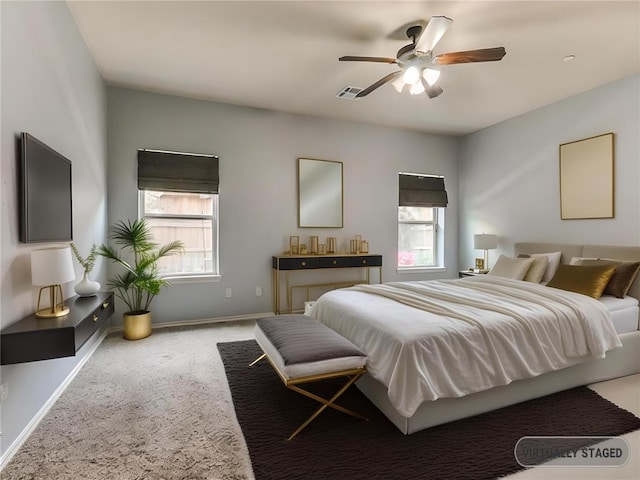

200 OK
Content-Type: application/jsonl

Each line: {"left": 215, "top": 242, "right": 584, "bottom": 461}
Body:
{"left": 67, "top": 1, "right": 640, "bottom": 136}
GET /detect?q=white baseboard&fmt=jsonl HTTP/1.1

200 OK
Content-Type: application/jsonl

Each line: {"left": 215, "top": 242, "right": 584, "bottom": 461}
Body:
{"left": 109, "top": 311, "right": 273, "bottom": 332}
{"left": 0, "top": 328, "right": 110, "bottom": 470}
{"left": 0, "top": 311, "right": 268, "bottom": 470}
{"left": 155, "top": 311, "right": 274, "bottom": 328}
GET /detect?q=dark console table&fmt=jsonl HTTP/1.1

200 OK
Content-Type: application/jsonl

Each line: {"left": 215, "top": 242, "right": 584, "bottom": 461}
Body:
{"left": 1, "top": 291, "right": 114, "bottom": 365}
{"left": 272, "top": 254, "right": 382, "bottom": 314}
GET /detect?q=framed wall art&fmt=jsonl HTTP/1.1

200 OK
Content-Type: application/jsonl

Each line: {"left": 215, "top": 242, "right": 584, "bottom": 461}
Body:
{"left": 559, "top": 132, "right": 614, "bottom": 220}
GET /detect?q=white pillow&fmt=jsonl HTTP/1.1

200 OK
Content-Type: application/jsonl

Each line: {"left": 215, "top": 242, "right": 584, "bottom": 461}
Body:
{"left": 523, "top": 255, "right": 549, "bottom": 283}
{"left": 519, "top": 251, "right": 562, "bottom": 283}
{"left": 488, "top": 255, "right": 534, "bottom": 280}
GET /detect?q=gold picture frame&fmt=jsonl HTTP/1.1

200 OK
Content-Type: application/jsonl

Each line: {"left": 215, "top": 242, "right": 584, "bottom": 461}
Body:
{"left": 559, "top": 132, "right": 614, "bottom": 220}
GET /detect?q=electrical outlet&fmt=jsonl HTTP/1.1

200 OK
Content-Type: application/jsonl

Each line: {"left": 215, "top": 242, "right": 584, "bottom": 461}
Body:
{"left": 225, "top": 288, "right": 232, "bottom": 298}
{"left": 256, "top": 286, "right": 262, "bottom": 297}
{"left": 0, "top": 383, "right": 8, "bottom": 402}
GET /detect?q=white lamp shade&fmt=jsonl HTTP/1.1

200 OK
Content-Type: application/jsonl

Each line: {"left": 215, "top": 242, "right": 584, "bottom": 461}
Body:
{"left": 409, "top": 82, "right": 425, "bottom": 95}
{"left": 402, "top": 66, "right": 420, "bottom": 85}
{"left": 474, "top": 234, "right": 498, "bottom": 250}
{"left": 31, "top": 247, "right": 76, "bottom": 286}
{"left": 391, "top": 76, "right": 406, "bottom": 93}
{"left": 423, "top": 68, "right": 440, "bottom": 86}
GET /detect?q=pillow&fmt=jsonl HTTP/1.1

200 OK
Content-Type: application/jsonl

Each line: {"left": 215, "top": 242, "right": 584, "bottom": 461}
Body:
{"left": 546, "top": 264, "right": 616, "bottom": 298}
{"left": 569, "top": 257, "right": 640, "bottom": 298}
{"left": 518, "top": 251, "right": 562, "bottom": 283}
{"left": 522, "top": 256, "right": 549, "bottom": 283}
{"left": 488, "top": 255, "right": 534, "bottom": 280}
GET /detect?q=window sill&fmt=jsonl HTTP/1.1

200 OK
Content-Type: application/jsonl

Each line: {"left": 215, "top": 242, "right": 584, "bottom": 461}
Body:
{"left": 162, "top": 274, "right": 221, "bottom": 284}
{"left": 397, "top": 266, "right": 447, "bottom": 274}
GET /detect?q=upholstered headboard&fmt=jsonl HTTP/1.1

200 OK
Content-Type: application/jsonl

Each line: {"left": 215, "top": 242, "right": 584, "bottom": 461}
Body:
{"left": 514, "top": 242, "right": 640, "bottom": 301}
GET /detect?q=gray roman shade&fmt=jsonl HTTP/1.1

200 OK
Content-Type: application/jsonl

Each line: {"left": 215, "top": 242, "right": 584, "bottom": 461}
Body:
{"left": 399, "top": 173, "right": 448, "bottom": 207}
{"left": 138, "top": 149, "right": 219, "bottom": 193}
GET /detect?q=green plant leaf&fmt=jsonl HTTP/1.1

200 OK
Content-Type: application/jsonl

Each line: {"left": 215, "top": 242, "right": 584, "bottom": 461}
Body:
{"left": 97, "top": 218, "right": 184, "bottom": 313}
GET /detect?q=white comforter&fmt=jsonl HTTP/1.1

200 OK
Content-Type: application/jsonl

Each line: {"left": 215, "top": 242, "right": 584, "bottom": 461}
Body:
{"left": 311, "top": 276, "right": 622, "bottom": 417}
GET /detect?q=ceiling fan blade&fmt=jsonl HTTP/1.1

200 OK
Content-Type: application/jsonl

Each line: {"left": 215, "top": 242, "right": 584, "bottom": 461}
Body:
{"left": 414, "top": 16, "right": 453, "bottom": 55}
{"left": 339, "top": 56, "right": 397, "bottom": 64}
{"left": 434, "top": 47, "right": 506, "bottom": 65}
{"left": 356, "top": 71, "right": 403, "bottom": 98}
{"left": 421, "top": 78, "right": 444, "bottom": 99}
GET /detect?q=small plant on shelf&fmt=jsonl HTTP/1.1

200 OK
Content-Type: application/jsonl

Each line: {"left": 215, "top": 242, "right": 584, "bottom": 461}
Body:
{"left": 70, "top": 243, "right": 97, "bottom": 274}
{"left": 70, "top": 243, "right": 100, "bottom": 297}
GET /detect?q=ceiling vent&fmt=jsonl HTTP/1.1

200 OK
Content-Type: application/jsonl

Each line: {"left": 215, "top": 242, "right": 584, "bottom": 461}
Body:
{"left": 336, "top": 86, "right": 363, "bottom": 99}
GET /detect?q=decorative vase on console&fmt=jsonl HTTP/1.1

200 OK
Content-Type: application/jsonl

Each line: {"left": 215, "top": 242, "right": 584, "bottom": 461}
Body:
{"left": 70, "top": 243, "right": 100, "bottom": 297}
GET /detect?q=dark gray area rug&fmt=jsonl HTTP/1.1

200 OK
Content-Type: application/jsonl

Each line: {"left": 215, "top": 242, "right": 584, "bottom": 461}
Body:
{"left": 218, "top": 340, "right": 640, "bottom": 480}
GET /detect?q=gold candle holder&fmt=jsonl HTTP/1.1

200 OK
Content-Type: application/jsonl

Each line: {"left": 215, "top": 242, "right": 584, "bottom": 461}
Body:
{"left": 327, "top": 237, "right": 336, "bottom": 254}
{"left": 319, "top": 244, "right": 326, "bottom": 255}
{"left": 289, "top": 236, "right": 299, "bottom": 255}
{"left": 355, "top": 235, "right": 362, "bottom": 253}
{"left": 310, "top": 236, "right": 319, "bottom": 255}
{"left": 350, "top": 239, "right": 357, "bottom": 254}
{"left": 360, "top": 240, "right": 369, "bottom": 254}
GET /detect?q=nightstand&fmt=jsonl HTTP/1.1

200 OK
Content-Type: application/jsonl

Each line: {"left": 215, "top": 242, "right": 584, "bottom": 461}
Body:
{"left": 458, "top": 270, "right": 488, "bottom": 278}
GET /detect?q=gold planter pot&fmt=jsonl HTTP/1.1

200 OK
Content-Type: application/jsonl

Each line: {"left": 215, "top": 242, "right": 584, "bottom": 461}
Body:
{"left": 123, "top": 311, "right": 152, "bottom": 340}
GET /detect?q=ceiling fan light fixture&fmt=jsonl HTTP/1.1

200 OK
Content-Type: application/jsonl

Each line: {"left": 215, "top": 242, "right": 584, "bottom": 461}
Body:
{"left": 409, "top": 82, "right": 425, "bottom": 96}
{"left": 338, "top": 15, "right": 505, "bottom": 99}
{"left": 423, "top": 68, "right": 440, "bottom": 86}
{"left": 391, "top": 76, "right": 406, "bottom": 93}
{"left": 402, "top": 66, "right": 420, "bottom": 85}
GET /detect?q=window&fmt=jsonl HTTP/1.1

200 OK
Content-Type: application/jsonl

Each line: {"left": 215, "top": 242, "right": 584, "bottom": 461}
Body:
{"left": 140, "top": 191, "right": 218, "bottom": 277}
{"left": 137, "top": 148, "right": 219, "bottom": 278}
{"left": 398, "top": 207, "right": 439, "bottom": 267}
{"left": 398, "top": 173, "right": 448, "bottom": 269}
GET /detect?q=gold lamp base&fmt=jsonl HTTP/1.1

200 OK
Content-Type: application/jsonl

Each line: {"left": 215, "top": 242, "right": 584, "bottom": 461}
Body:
{"left": 36, "top": 305, "right": 70, "bottom": 318}
{"left": 35, "top": 284, "right": 69, "bottom": 318}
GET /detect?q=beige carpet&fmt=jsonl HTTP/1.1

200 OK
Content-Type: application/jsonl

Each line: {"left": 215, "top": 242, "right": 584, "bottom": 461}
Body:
{"left": 2, "top": 320, "right": 639, "bottom": 479}
{"left": 2, "top": 321, "right": 257, "bottom": 480}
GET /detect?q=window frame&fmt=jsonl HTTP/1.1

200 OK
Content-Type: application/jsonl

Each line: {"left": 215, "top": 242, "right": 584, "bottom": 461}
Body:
{"left": 138, "top": 190, "right": 220, "bottom": 281}
{"left": 397, "top": 206, "right": 445, "bottom": 272}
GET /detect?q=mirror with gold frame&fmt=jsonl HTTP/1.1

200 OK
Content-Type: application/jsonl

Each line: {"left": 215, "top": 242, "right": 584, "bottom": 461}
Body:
{"left": 298, "top": 158, "right": 343, "bottom": 228}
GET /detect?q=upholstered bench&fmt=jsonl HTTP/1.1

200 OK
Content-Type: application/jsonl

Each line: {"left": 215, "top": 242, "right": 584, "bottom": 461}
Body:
{"left": 250, "top": 314, "right": 368, "bottom": 440}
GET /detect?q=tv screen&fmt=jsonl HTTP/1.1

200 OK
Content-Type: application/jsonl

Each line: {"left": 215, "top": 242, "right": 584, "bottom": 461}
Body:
{"left": 19, "top": 133, "right": 73, "bottom": 243}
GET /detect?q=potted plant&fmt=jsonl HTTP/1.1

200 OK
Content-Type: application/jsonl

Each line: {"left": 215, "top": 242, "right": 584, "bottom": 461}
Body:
{"left": 70, "top": 242, "right": 101, "bottom": 297}
{"left": 97, "top": 219, "right": 184, "bottom": 340}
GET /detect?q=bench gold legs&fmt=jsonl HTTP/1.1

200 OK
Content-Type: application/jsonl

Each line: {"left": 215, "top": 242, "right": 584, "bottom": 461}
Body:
{"left": 286, "top": 371, "right": 367, "bottom": 440}
{"left": 248, "top": 353, "right": 266, "bottom": 367}
{"left": 249, "top": 354, "right": 368, "bottom": 440}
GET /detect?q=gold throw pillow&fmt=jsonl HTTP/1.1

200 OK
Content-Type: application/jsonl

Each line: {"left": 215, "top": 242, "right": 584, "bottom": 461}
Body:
{"left": 546, "top": 264, "right": 616, "bottom": 299}
{"left": 569, "top": 257, "right": 640, "bottom": 298}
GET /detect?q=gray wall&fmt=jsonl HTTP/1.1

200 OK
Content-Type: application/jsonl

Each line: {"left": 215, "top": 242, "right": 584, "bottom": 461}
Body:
{"left": 107, "top": 87, "right": 460, "bottom": 323}
{"left": 458, "top": 74, "right": 640, "bottom": 269}
{"left": 0, "top": 1, "right": 107, "bottom": 458}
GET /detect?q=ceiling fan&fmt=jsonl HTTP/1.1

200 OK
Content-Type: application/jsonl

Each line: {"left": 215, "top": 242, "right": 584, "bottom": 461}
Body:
{"left": 339, "top": 16, "right": 506, "bottom": 99}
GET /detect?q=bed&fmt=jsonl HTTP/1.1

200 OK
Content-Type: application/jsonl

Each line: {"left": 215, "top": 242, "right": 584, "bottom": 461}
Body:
{"left": 310, "top": 242, "right": 640, "bottom": 434}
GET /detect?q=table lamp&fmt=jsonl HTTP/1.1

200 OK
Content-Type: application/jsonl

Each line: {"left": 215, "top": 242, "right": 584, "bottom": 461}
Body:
{"left": 31, "top": 246, "right": 75, "bottom": 318}
{"left": 473, "top": 234, "right": 498, "bottom": 272}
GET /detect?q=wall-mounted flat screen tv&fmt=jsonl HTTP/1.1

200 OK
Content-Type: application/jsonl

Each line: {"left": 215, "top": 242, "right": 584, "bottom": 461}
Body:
{"left": 19, "top": 132, "right": 73, "bottom": 243}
